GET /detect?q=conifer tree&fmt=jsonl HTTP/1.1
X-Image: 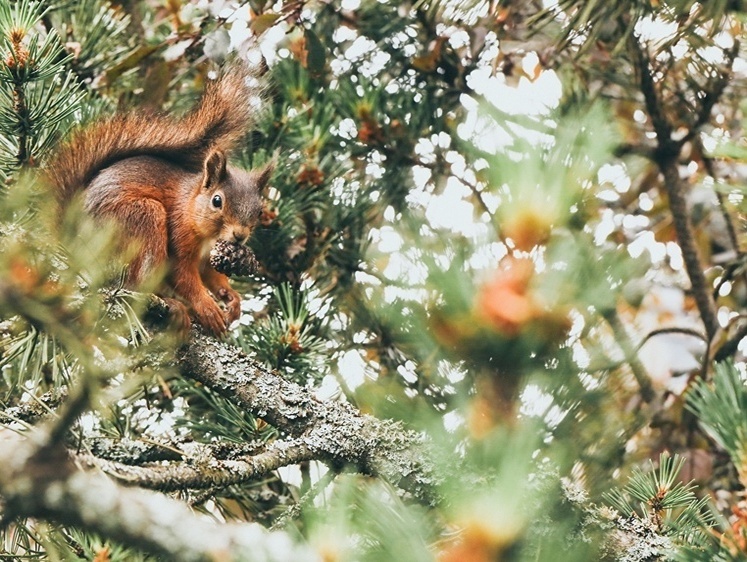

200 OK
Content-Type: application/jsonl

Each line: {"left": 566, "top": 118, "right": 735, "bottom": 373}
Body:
{"left": 2, "top": 1, "right": 747, "bottom": 561}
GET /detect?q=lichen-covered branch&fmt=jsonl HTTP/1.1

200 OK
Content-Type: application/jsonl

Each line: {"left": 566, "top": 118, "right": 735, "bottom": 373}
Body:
{"left": 0, "top": 433, "right": 318, "bottom": 562}
{"left": 84, "top": 436, "right": 266, "bottom": 465}
{"left": 177, "top": 330, "right": 438, "bottom": 503}
{"left": 77, "top": 438, "right": 316, "bottom": 492}
{"left": 0, "top": 325, "right": 437, "bottom": 559}
{"left": 0, "top": 309, "right": 438, "bottom": 562}
{"left": 1, "top": 322, "right": 437, "bottom": 503}
{"left": 0, "top": 386, "right": 68, "bottom": 425}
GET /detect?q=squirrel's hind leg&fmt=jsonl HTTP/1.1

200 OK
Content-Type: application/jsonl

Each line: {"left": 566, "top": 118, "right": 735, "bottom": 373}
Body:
{"left": 105, "top": 197, "right": 193, "bottom": 335}
{"left": 110, "top": 197, "right": 169, "bottom": 286}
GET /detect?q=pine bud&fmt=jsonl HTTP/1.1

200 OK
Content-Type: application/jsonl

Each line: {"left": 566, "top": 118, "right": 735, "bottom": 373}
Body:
{"left": 5, "top": 28, "right": 30, "bottom": 70}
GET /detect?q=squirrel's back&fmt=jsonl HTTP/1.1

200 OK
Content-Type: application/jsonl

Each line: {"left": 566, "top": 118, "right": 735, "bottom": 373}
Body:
{"left": 46, "top": 64, "right": 264, "bottom": 204}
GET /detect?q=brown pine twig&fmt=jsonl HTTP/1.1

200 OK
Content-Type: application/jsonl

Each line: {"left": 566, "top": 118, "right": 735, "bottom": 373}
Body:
{"left": 631, "top": 37, "right": 720, "bottom": 341}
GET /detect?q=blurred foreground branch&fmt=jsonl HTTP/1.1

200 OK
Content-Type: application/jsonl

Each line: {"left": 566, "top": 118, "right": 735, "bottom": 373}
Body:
{"left": 0, "top": 432, "right": 317, "bottom": 562}
{"left": 0, "top": 323, "right": 438, "bottom": 557}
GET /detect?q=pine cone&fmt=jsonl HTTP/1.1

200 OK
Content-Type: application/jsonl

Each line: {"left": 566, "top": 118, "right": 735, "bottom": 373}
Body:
{"left": 209, "top": 239, "right": 258, "bottom": 277}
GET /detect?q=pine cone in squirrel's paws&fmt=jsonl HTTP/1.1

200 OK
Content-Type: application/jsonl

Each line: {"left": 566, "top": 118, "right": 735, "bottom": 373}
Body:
{"left": 210, "top": 239, "right": 258, "bottom": 277}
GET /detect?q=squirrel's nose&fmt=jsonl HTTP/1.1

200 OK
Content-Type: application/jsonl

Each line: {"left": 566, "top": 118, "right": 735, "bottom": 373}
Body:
{"left": 232, "top": 229, "right": 250, "bottom": 245}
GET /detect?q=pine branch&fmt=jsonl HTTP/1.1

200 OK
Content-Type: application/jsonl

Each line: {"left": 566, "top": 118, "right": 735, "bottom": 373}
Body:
{"left": 0, "top": 433, "right": 316, "bottom": 562}
{"left": 0, "top": 323, "right": 437, "bottom": 558}
{"left": 714, "top": 321, "right": 747, "bottom": 361}
{"left": 76, "top": 438, "right": 316, "bottom": 492}
{"left": 85, "top": 436, "right": 266, "bottom": 465}
{"left": 177, "top": 329, "right": 438, "bottom": 503}
{"left": 631, "top": 37, "right": 720, "bottom": 341}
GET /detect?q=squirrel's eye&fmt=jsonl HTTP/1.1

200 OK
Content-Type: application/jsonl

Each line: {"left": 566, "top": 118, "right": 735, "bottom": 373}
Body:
{"left": 211, "top": 194, "right": 223, "bottom": 209}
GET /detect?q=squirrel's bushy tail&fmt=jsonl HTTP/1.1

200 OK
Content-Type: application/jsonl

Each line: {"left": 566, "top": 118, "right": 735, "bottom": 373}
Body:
{"left": 47, "top": 63, "right": 265, "bottom": 204}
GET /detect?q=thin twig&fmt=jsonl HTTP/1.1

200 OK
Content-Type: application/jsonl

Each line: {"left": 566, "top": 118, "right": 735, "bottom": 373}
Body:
{"left": 714, "top": 321, "right": 747, "bottom": 362}
{"left": 603, "top": 309, "right": 655, "bottom": 402}
{"left": 637, "top": 327, "right": 708, "bottom": 348}
{"left": 271, "top": 468, "right": 337, "bottom": 531}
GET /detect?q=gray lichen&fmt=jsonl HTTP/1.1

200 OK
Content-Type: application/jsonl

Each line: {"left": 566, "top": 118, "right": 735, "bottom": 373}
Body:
{"left": 177, "top": 330, "right": 439, "bottom": 503}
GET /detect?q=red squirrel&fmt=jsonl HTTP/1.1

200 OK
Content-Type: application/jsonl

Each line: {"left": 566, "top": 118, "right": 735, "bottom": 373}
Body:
{"left": 46, "top": 66, "right": 272, "bottom": 335}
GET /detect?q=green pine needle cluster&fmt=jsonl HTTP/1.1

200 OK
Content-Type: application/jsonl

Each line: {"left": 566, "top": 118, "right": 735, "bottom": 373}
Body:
{"left": 0, "top": 1, "right": 82, "bottom": 171}
{"left": 242, "top": 283, "right": 329, "bottom": 381}
{"left": 2, "top": 0, "right": 747, "bottom": 560}
{"left": 604, "top": 453, "right": 713, "bottom": 549}
{"left": 687, "top": 362, "right": 747, "bottom": 486}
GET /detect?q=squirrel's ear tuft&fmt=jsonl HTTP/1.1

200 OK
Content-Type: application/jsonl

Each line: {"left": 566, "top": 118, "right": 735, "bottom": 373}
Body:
{"left": 255, "top": 160, "right": 275, "bottom": 194}
{"left": 202, "top": 151, "right": 227, "bottom": 190}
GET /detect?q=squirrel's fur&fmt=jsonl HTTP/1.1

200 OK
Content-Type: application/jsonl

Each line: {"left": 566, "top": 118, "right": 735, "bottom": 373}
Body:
{"left": 46, "top": 64, "right": 273, "bottom": 336}
{"left": 47, "top": 66, "right": 262, "bottom": 203}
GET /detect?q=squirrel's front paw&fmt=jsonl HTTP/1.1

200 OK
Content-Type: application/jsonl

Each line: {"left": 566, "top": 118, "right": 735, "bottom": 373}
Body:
{"left": 217, "top": 287, "right": 241, "bottom": 325}
{"left": 193, "top": 298, "right": 227, "bottom": 336}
